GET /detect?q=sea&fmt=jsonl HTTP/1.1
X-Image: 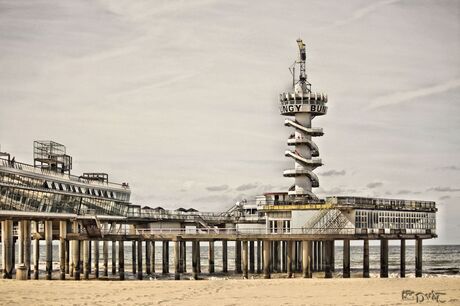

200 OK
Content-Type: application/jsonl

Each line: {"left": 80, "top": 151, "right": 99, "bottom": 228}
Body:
{"left": 1, "top": 243, "right": 458, "bottom": 280}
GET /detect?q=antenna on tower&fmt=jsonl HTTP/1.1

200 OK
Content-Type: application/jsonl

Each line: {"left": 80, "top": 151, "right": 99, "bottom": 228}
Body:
{"left": 289, "top": 38, "right": 311, "bottom": 93}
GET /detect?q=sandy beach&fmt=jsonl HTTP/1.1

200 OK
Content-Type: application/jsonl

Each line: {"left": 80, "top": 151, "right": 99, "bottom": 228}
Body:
{"left": 0, "top": 277, "right": 459, "bottom": 306}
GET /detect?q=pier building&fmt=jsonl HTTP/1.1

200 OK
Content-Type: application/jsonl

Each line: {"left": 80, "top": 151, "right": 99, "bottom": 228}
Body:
{"left": 0, "top": 40, "right": 436, "bottom": 282}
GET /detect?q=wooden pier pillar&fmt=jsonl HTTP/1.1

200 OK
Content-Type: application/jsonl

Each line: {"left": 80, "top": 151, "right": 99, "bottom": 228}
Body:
{"left": 111, "top": 240, "right": 117, "bottom": 275}
{"left": 145, "top": 240, "right": 151, "bottom": 275}
{"left": 1, "top": 220, "right": 13, "bottom": 279}
{"left": 162, "top": 241, "right": 169, "bottom": 274}
{"left": 415, "top": 238, "right": 423, "bottom": 277}
{"left": 263, "top": 240, "right": 271, "bottom": 279}
{"left": 180, "top": 241, "right": 186, "bottom": 273}
{"left": 330, "top": 240, "right": 335, "bottom": 272}
{"left": 235, "top": 240, "right": 242, "bottom": 273}
{"left": 208, "top": 241, "right": 215, "bottom": 274}
{"left": 380, "top": 239, "right": 388, "bottom": 278}
{"left": 73, "top": 221, "right": 81, "bottom": 280}
{"left": 287, "top": 240, "right": 293, "bottom": 278}
{"left": 65, "top": 240, "right": 70, "bottom": 275}
{"left": 174, "top": 240, "right": 180, "bottom": 280}
{"left": 23, "top": 220, "right": 31, "bottom": 279}
{"left": 302, "top": 240, "right": 312, "bottom": 278}
{"left": 32, "top": 221, "right": 39, "bottom": 280}
{"left": 192, "top": 241, "right": 199, "bottom": 280}
{"left": 45, "top": 220, "right": 53, "bottom": 280}
{"left": 222, "top": 240, "right": 228, "bottom": 273}
{"left": 132, "top": 240, "right": 137, "bottom": 275}
{"left": 88, "top": 241, "right": 92, "bottom": 274}
{"left": 59, "top": 221, "right": 67, "bottom": 280}
{"left": 93, "top": 240, "right": 99, "bottom": 279}
{"left": 137, "top": 240, "right": 143, "bottom": 280}
{"left": 321, "top": 241, "right": 325, "bottom": 271}
{"left": 83, "top": 240, "right": 90, "bottom": 280}
{"left": 197, "top": 241, "right": 201, "bottom": 273}
{"left": 256, "top": 241, "right": 262, "bottom": 273}
{"left": 151, "top": 241, "right": 156, "bottom": 274}
{"left": 118, "top": 241, "right": 125, "bottom": 280}
{"left": 249, "top": 241, "right": 255, "bottom": 274}
{"left": 281, "top": 241, "right": 287, "bottom": 273}
{"left": 324, "top": 241, "right": 333, "bottom": 278}
{"left": 363, "top": 239, "right": 369, "bottom": 278}
{"left": 102, "top": 241, "right": 108, "bottom": 276}
{"left": 273, "top": 241, "right": 279, "bottom": 272}
{"left": 242, "top": 240, "right": 248, "bottom": 279}
{"left": 400, "top": 239, "right": 406, "bottom": 278}
{"left": 343, "top": 239, "right": 350, "bottom": 278}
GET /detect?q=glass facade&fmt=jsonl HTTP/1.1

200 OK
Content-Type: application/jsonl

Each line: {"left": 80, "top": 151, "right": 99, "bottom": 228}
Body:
{"left": 0, "top": 164, "right": 131, "bottom": 216}
{"left": 355, "top": 209, "right": 436, "bottom": 232}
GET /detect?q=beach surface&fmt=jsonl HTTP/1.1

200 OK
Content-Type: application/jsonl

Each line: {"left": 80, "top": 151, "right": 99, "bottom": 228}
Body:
{"left": 0, "top": 277, "right": 459, "bottom": 305}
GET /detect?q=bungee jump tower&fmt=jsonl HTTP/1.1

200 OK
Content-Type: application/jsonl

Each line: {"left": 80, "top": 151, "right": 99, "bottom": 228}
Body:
{"left": 280, "top": 39, "right": 328, "bottom": 202}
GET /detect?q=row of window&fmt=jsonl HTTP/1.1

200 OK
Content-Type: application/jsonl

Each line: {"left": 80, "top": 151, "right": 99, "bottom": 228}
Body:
{"left": 0, "top": 171, "right": 130, "bottom": 202}
{"left": 332, "top": 196, "right": 436, "bottom": 210}
{"left": 355, "top": 210, "right": 436, "bottom": 230}
{"left": 0, "top": 186, "right": 130, "bottom": 216}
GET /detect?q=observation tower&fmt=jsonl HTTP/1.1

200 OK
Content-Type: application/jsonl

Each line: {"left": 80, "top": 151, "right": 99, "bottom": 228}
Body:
{"left": 280, "top": 39, "right": 328, "bottom": 202}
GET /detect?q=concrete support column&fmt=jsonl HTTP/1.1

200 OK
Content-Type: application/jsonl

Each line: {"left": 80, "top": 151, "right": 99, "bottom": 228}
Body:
{"left": 151, "top": 241, "right": 155, "bottom": 274}
{"left": 1, "top": 220, "right": 13, "bottom": 279}
{"left": 132, "top": 240, "right": 137, "bottom": 275}
{"left": 287, "top": 240, "right": 293, "bottom": 278}
{"left": 400, "top": 239, "right": 406, "bottom": 278}
{"left": 343, "top": 239, "right": 350, "bottom": 278}
{"left": 363, "top": 239, "right": 369, "bottom": 278}
{"left": 93, "top": 240, "right": 99, "bottom": 279}
{"left": 324, "top": 241, "right": 333, "bottom": 278}
{"left": 330, "top": 240, "right": 335, "bottom": 272}
{"left": 302, "top": 240, "right": 312, "bottom": 278}
{"left": 222, "top": 240, "right": 228, "bottom": 273}
{"left": 45, "top": 220, "right": 53, "bottom": 280}
{"left": 118, "top": 241, "right": 125, "bottom": 280}
{"left": 235, "top": 240, "right": 242, "bottom": 273}
{"left": 111, "top": 241, "right": 117, "bottom": 275}
{"left": 263, "top": 240, "right": 271, "bottom": 279}
{"left": 145, "top": 240, "right": 151, "bottom": 275}
{"left": 102, "top": 241, "right": 108, "bottom": 277}
{"left": 32, "top": 221, "right": 39, "bottom": 280}
{"left": 242, "top": 240, "right": 248, "bottom": 279}
{"left": 83, "top": 240, "right": 90, "bottom": 280}
{"left": 273, "top": 241, "right": 279, "bottom": 272}
{"left": 59, "top": 221, "right": 67, "bottom": 280}
{"left": 137, "top": 240, "right": 143, "bottom": 280}
{"left": 249, "top": 241, "right": 255, "bottom": 274}
{"left": 88, "top": 241, "right": 92, "bottom": 274}
{"left": 18, "top": 221, "right": 24, "bottom": 265}
{"left": 208, "top": 241, "right": 215, "bottom": 274}
{"left": 192, "top": 241, "right": 199, "bottom": 280}
{"left": 256, "top": 241, "right": 262, "bottom": 273}
{"left": 174, "top": 240, "right": 180, "bottom": 280}
{"left": 380, "top": 239, "right": 388, "bottom": 278}
{"left": 415, "top": 238, "right": 423, "bottom": 278}
{"left": 162, "top": 241, "right": 169, "bottom": 274}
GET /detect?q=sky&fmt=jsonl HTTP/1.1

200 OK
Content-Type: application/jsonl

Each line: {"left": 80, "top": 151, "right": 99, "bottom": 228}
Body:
{"left": 0, "top": 0, "right": 459, "bottom": 244}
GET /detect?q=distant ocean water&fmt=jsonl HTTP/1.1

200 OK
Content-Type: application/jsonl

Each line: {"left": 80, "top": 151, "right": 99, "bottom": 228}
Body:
{"left": 2, "top": 243, "right": 459, "bottom": 279}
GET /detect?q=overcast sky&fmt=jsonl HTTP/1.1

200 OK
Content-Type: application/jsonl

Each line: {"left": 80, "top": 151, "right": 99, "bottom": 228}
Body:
{"left": 0, "top": 0, "right": 459, "bottom": 244}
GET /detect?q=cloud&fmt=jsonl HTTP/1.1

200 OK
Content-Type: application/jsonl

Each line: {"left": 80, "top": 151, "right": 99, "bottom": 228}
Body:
{"left": 318, "top": 169, "right": 346, "bottom": 177}
{"left": 206, "top": 184, "right": 229, "bottom": 192}
{"left": 366, "top": 182, "right": 383, "bottom": 189}
{"left": 235, "top": 183, "right": 259, "bottom": 192}
{"left": 439, "top": 195, "right": 451, "bottom": 201}
{"left": 368, "top": 78, "right": 460, "bottom": 109}
{"left": 325, "top": 0, "right": 401, "bottom": 29}
{"left": 437, "top": 166, "right": 460, "bottom": 171}
{"left": 317, "top": 187, "right": 357, "bottom": 195}
{"left": 396, "top": 190, "right": 412, "bottom": 195}
{"left": 428, "top": 187, "right": 460, "bottom": 192}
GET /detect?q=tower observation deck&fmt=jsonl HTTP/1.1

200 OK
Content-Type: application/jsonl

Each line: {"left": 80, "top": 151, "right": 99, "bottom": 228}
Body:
{"left": 280, "top": 39, "right": 328, "bottom": 202}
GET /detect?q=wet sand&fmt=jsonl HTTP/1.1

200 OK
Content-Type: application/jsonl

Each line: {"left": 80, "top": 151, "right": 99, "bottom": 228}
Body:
{"left": 0, "top": 277, "right": 459, "bottom": 305}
